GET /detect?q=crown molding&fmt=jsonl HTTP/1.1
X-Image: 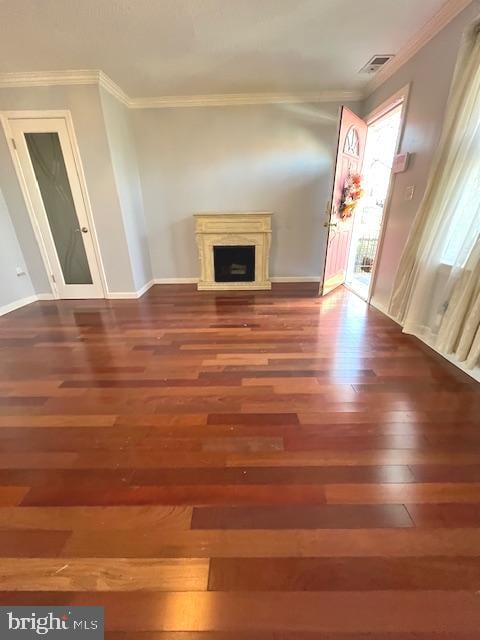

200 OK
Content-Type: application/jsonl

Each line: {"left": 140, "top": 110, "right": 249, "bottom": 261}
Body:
{"left": 1, "top": 0, "right": 471, "bottom": 111}
{"left": 366, "top": 0, "right": 473, "bottom": 95}
{"left": 0, "top": 69, "right": 132, "bottom": 106}
{"left": 97, "top": 71, "right": 131, "bottom": 106}
{"left": 0, "top": 0, "right": 472, "bottom": 106}
{"left": 0, "top": 69, "right": 101, "bottom": 88}
{"left": 0, "top": 70, "right": 362, "bottom": 108}
{"left": 128, "top": 89, "right": 363, "bottom": 109}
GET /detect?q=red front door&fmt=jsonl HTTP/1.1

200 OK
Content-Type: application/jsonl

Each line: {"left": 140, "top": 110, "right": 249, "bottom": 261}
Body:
{"left": 320, "top": 107, "right": 367, "bottom": 296}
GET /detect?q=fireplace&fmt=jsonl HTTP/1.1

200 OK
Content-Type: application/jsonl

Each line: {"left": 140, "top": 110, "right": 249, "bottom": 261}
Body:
{"left": 195, "top": 212, "right": 272, "bottom": 291}
{"left": 214, "top": 245, "right": 255, "bottom": 282}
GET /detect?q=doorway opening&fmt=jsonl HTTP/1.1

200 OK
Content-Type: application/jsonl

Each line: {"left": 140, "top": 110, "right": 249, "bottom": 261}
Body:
{"left": 345, "top": 103, "right": 403, "bottom": 300}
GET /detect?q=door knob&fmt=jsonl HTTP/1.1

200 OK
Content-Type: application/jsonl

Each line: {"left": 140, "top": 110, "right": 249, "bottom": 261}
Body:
{"left": 323, "top": 222, "right": 338, "bottom": 228}
{"left": 81, "top": 227, "right": 88, "bottom": 233}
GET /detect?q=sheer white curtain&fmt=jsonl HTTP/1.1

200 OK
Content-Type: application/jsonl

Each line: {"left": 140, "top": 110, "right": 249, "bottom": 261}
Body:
{"left": 388, "top": 20, "right": 480, "bottom": 371}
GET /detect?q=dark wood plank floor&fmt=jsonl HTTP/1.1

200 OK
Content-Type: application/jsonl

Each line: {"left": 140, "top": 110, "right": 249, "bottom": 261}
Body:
{"left": 1, "top": 283, "right": 480, "bottom": 637}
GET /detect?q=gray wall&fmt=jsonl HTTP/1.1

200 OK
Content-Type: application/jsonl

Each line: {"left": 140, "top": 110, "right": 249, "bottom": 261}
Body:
{"left": 365, "top": 1, "right": 480, "bottom": 313}
{"left": 0, "top": 186, "right": 35, "bottom": 311}
{"left": 100, "top": 88, "right": 152, "bottom": 290}
{"left": 0, "top": 120, "right": 51, "bottom": 294}
{"left": 2, "top": 2, "right": 478, "bottom": 304}
{"left": 0, "top": 84, "right": 136, "bottom": 294}
{"left": 132, "top": 102, "right": 360, "bottom": 279}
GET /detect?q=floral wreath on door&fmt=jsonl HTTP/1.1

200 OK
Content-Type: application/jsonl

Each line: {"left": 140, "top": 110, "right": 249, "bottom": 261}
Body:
{"left": 339, "top": 173, "right": 364, "bottom": 219}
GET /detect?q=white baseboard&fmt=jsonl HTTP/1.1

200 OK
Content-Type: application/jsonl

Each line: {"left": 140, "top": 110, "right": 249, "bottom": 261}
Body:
{"left": 106, "top": 279, "right": 155, "bottom": 299}
{"left": 151, "top": 276, "right": 320, "bottom": 285}
{"left": 1, "top": 277, "right": 321, "bottom": 315}
{"left": 0, "top": 295, "right": 38, "bottom": 317}
{"left": 105, "top": 292, "right": 139, "bottom": 299}
{"left": 153, "top": 278, "right": 198, "bottom": 284}
{"left": 369, "top": 298, "right": 402, "bottom": 325}
{"left": 430, "top": 345, "right": 480, "bottom": 384}
{"left": 2, "top": 286, "right": 154, "bottom": 306}
{"left": 271, "top": 276, "right": 321, "bottom": 283}
{"left": 370, "top": 298, "right": 479, "bottom": 383}
{"left": 0, "top": 292, "right": 54, "bottom": 317}
{"left": 136, "top": 279, "right": 155, "bottom": 297}
{"left": 36, "top": 293, "right": 55, "bottom": 301}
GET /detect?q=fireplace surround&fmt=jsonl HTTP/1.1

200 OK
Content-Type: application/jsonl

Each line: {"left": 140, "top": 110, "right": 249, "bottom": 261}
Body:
{"left": 194, "top": 212, "right": 272, "bottom": 291}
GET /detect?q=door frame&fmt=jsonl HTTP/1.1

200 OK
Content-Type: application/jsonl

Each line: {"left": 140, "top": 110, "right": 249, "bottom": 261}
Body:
{"left": 0, "top": 109, "right": 107, "bottom": 299}
{"left": 361, "top": 84, "right": 410, "bottom": 304}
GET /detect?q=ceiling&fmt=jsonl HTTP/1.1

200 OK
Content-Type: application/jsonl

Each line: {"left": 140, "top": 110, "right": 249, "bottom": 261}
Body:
{"left": 0, "top": 0, "right": 454, "bottom": 98}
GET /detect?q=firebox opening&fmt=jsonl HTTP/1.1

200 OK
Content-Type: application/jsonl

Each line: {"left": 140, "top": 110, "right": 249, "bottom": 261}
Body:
{"left": 213, "top": 245, "right": 255, "bottom": 282}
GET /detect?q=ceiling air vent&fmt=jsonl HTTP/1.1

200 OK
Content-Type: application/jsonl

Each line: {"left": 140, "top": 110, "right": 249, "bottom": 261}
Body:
{"left": 360, "top": 54, "right": 394, "bottom": 74}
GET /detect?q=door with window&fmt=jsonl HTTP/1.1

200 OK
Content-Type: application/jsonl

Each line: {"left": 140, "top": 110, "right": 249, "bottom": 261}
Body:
{"left": 9, "top": 117, "right": 104, "bottom": 299}
{"left": 320, "top": 107, "right": 367, "bottom": 296}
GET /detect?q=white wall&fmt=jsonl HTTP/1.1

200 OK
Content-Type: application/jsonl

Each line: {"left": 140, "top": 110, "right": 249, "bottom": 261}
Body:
{"left": 366, "top": 1, "right": 480, "bottom": 313}
{"left": 0, "top": 84, "right": 137, "bottom": 295}
{"left": 100, "top": 88, "right": 152, "bottom": 291}
{"left": 0, "top": 186, "right": 35, "bottom": 314}
{"left": 132, "top": 101, "right": 360, "bottom": 280}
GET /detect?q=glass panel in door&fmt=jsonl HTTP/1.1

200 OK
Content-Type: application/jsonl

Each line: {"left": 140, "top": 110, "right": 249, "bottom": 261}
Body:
{"left": 24, "top": 132, "right": 93, "bottom": 285}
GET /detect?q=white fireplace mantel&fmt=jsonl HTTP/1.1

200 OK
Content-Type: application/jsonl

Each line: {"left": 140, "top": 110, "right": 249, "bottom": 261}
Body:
{"left": 194, "top": 212, "right": 272, "bottom": 291}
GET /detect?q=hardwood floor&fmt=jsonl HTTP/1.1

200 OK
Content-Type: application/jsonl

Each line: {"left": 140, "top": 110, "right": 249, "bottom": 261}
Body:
{"left": 1, "top": 283, "right": 480, "bottom": 637}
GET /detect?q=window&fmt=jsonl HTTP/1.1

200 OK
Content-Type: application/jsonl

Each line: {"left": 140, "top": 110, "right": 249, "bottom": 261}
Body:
{"left": 344, "top": 126, "right": 360, "bottom": 156}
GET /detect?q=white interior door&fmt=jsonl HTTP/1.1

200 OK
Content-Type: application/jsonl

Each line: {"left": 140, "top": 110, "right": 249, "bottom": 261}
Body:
{"left": 9, "top": 117, "right": 104, "bottom": 299}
